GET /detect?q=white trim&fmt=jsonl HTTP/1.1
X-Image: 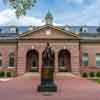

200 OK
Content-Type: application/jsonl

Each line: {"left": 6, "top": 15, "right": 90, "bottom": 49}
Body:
{"left": 8, "top": 66, "right": 16, "bottom": 69}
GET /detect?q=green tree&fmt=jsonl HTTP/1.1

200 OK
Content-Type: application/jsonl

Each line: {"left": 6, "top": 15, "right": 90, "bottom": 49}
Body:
{"left": 4, "top": 0, "right": 37, "bottom": 17}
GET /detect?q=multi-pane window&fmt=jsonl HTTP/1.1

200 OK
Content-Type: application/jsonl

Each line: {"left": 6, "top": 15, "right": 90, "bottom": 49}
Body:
{"left": 82, "top": 53, "right": 88, "bottom": 66}
{"left": 0, "top": 53, "right": 2, "bottom": 66}
{"left": 9, "top": 53, "right": 15, "bottom": 67}
{"left": 96, "top": 54, "right": 100, "bottom": 67}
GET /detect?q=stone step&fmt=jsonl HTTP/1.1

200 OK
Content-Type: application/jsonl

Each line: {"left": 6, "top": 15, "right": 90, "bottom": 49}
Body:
{"left": 18, "top": 72, "right": 79, "bottom": 80}
{"left": 18, "top": 73, "right": 40, "bottom": 80}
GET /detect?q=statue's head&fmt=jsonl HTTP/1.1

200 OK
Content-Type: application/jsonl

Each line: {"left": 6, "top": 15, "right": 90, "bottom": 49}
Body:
{"left": 47, "top": 42, "right": 50, "bottom": 47}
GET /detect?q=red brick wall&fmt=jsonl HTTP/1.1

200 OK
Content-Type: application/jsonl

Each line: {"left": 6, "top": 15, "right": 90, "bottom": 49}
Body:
{"left": 0, "top": 42, "right": 17, "bottom": 73}
{"left": 80, "top": 42, "right": 100, "bottom": 73}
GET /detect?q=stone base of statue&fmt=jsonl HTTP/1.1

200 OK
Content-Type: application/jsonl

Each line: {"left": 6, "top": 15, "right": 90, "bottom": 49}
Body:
{"left": 37, "top": 66, "right": 57, "bottom": 92}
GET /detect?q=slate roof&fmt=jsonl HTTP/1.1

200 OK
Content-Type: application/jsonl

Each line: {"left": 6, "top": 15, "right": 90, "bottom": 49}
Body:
{"left": 59, "top": 26, "right": 98, "bottom": 33}
{"left": 0, "top": 26, "right": 99, "bottom": 33}
{"left": 0, "top": 25, "right": 100, "bottom": 41}
{"left": 0, "top": 33, "right": 17, "bottom": 40}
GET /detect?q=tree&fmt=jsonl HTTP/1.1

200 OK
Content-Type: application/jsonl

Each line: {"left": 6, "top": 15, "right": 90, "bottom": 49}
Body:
{"left": 4, "top": 0, "right": 37, "bottom": 17}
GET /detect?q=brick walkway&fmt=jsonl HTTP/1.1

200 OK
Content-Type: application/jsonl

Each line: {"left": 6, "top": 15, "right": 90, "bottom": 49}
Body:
{"left": 0, "top": 74, "right": 100, "bottom": 100}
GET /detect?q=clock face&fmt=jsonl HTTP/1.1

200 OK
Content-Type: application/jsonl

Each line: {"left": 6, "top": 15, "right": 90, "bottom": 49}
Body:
{"left": 46, "top": 30, "right": 51, "bottom": 35}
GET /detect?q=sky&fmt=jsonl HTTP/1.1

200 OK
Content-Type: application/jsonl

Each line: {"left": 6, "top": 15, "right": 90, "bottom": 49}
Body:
{"left": 0, "top": 0, "right": 99, "bottom": 26}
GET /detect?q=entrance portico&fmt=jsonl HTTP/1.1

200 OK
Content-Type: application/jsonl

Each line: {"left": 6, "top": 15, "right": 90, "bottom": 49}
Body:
{"left": 17, "top": 24, "right": 80, "bottom": 75}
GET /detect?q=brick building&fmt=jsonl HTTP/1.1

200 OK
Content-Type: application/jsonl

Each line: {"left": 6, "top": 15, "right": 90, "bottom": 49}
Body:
{"left": 0, "top": 12, "right": 100, "bottom": 76}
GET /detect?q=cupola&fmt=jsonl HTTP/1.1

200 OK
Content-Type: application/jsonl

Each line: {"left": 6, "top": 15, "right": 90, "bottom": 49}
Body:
{"left": 45, "top": 11, "right": 53, "bottom": 25}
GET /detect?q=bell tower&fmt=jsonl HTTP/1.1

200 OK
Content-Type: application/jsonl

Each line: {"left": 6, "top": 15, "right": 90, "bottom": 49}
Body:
{"left": 45, "top": 11, "right": 53, "bottom": 25}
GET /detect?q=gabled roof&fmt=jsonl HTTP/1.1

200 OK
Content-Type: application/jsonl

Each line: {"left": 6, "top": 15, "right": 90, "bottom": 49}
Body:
{"left": 19, "top": 24, "right": 80, "bottom": 39}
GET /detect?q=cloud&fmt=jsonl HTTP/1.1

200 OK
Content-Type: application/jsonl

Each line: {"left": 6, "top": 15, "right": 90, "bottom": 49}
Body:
{"left": 0, "top": 0, "right": 100, "bottom": 26}
{"left": 0, "top": 9, "right": 62, "bottom": 26}
{"left": 57, "top": 0, "right": 100, "bottom": 25}
{"left": 0, "top": 9, "right": 44, "bottom": 26}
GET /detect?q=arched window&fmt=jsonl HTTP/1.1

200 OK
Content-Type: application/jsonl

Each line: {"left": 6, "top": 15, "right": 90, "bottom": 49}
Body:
{"left": 9, "top": 53, "right": 15, "bottom": 67}
{"left": 58, "top": 49, "right": 71, "bottom": 72}
{"left": 26, "top": 50, "right": 39, "bottom": 72}
{"left": 0, "top": 53, "right": 2, "bottom": 67}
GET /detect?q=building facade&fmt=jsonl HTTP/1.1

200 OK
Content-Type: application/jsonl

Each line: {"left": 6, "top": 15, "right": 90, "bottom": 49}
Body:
{"left": 0, "top": 12, "right": 100, "bottom": 76}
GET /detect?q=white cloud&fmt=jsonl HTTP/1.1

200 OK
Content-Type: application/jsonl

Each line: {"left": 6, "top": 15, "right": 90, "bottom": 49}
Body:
{"left": 0, "top": 0, "right": 100, "bottom": 26}
{"left": 0, "top": 9, "right": 44, "bottom": 26}
{"left": 0, "top": 9, "right": 62, "bottom": 26}
{"left": 58, "top": 0, "right": 100, "bottom": 25}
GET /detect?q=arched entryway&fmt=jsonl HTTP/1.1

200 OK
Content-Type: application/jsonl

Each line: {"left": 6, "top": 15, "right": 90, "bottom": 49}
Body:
{"left": 42, "top": 50, "right": 55, "bottom": 69}
{"left": 58, "top": 49, "right": 71, "bottom": 72}
{"left": 26, "top": 49, "right": 39, "bottom": 72}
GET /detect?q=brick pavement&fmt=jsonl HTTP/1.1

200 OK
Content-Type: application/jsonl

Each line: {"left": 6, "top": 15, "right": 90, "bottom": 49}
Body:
{"left": 0, "top": 74, "right": 100, "bottom": 100}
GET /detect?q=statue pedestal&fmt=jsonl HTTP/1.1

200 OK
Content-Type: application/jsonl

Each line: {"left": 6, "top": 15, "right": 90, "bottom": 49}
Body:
{"left": 37, "top": 82, "right": 57, "bottom": 92}
{"left": 37, "top": 66, "right": 57, "bottom": 92}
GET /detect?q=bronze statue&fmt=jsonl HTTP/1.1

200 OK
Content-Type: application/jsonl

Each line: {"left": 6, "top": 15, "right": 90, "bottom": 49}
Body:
{"left": 37, "top": 42, "right": 57, "bottom": 92}
{"left": 42, "top": 42, "right": 54, "bottom": 67}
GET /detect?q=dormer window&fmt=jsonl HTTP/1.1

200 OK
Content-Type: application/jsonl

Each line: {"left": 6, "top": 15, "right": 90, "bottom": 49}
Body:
{"left": 80, "top": 25, "right": 88, "bottom": 32}
{"left": 10, "top": 26, "right": 17, "bottom": 33}
{"left": 96, "top": 25, "right": 100, "bottom": 33}
{"left": 64, "top": 25, "right": 71, "bottom": 31}
{"left": 28, "top": 26, "right": 33, "bottom": 31}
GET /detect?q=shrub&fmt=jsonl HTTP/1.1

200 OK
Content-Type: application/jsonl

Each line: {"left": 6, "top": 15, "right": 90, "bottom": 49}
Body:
{"left": 0, "top": 71, "right": 5, "bottom": 78}
{"left": 96, "top": 72, "right": 100, "bottom": 77}
{"left": 6, "top": 72, "right": 11, "bottom": 77}
{"left": 89, "top": 72, "right": 95, "bottom": 77}
{"left": 82, "top": 72, "right": 88, "bottom": 78}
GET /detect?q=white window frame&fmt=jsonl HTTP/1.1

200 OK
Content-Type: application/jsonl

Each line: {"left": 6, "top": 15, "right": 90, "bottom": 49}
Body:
{"left": 96, "top": 53, "right": 100, "bottom": 67}
{"left": 82, "top": 53, "right": 88, "bottom": 66}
